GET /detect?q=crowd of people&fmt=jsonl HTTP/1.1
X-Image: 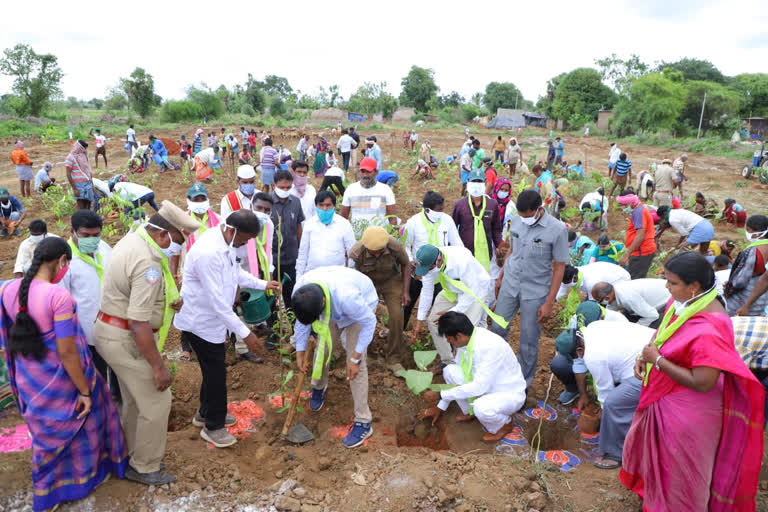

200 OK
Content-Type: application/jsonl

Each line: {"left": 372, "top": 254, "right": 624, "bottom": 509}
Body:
{"left": 0, "top": 124, "right": 766, "bottom": 512}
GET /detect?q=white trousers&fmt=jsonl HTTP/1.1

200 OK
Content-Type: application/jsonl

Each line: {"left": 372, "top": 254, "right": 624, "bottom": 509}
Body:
{"left": 443, "top": 364, "right": 525, "bottom": 434}
{"left": 428, "top": 293, "right": 486, "bottom": 364}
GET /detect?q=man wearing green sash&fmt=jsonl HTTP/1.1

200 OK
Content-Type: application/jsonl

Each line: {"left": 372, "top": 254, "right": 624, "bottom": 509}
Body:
{"left": 94, "top": 201, "right": 199, "bottom": 486}
{"left": 292, "top": 266, "right": 379, "bottom": 448}
{"left": 420, "top": 312, "right": 525, "bottom": 442}
{"left": 451, "top": 170, "right": 502, "bottom": 273}
{"left": 60, "top": 210, "right": 120, "bottom": 400}
{"left": 412, "top": 245, "right": 498, "bottom": 366}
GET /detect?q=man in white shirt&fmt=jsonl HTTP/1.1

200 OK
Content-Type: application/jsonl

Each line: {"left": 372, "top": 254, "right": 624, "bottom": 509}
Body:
{"left": 592, "top": 278, "right": 671, "bottom": 328}
{"left": 296, "top": 190, "right": 355, "bottom": 281}
{"left": 420, "top": 312, "right": 526, "bottom": 442}
{"left": 14, "top": 219, "right": 59, "bottom": 278}
{"left": 340, "top": 157, "right": 397, "bottom": 238}
{"left": 459, "top": 149, "right": 473, "bottom": 197}
{"left": 89, "top": 128, "right": 109, "bottom": 168}
{"left": 656, "top": 205, "right": 714, "bottom": 255}
{"left": 555, "top": 321, "right": 653, "bottom": 468}
{"left": 292, "top": 266, "right": 379, "bottom": 449}
{"left": 59, "top": 210, "right": 117, "bottom": 395}
{"left": 402, "top": 191, "right": 462, "bottom": 328}
{"left": 608, "top": 143, "right": 621, "bottom": 178}
{"left": 126, "top": 124, "right": 137, "bottom": 151}
{"left": 221, "top": 165, "right": 258, "bottom": 220}
{"left": 411, "top": 245, "right": 498, "bottom": 365}
{"left": 174, "top": 210, "right": 280, "bottom": 448}
{"left": 336, "top": 129, "right": 357, "bottom": 171}
{"left": 553, "top": 300, "right": 628, "bottom": 404}
{"left": 556, "top": 262, "right": 631, "bottom": 302}
{"left": 289, "top": 160, "right": 316, "bottom": 223}
{"left": 110, "top": 175, "right": 159, "bottom": 216}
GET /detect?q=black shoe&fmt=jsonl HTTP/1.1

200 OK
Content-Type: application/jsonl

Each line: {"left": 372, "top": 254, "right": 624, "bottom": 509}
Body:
{"left": 239, "top": 352, "right": 264, "bottom": 364}
{"left": 125, "top": 466, "right": 176, "bottom": 486}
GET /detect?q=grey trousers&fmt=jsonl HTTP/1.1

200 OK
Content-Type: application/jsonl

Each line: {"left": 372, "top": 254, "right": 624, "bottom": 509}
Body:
{"left": 598, "top": 377, "right": 642, "bottom": 459}
{"left": 491, "top": 290, "right": 547, "bottom": 387}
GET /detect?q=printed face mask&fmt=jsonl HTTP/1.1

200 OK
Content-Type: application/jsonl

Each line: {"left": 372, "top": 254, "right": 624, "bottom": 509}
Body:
{"left": 240, "top": 183, "right": 255, "bottom": 196}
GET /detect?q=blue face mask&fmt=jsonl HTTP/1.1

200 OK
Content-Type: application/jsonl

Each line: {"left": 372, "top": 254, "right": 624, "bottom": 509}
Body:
{"left": 240, "top": 183, "right": 255, "bottom": 196}
{"left": 317, "top": 208, "right": 334, "bottom": 225}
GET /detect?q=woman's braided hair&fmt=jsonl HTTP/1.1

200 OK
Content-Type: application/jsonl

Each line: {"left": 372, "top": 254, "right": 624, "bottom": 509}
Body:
{"left": 7, "top": 237, "right": 71, "bottom": 361}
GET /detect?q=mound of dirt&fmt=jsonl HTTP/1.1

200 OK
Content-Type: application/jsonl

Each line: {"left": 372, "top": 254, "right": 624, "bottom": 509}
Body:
{"left": 160, "top": 138, "right": 181, "bottom": 155}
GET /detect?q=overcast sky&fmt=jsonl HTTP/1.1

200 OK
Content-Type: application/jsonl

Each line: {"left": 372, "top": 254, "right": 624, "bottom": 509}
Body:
{"left": 1, "top": 0, "right": 765, "bottom": 106}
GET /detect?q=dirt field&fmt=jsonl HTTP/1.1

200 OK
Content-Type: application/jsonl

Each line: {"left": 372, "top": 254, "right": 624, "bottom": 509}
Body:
{"left": 0, "top": 125, "right": 766, "bottom": 511}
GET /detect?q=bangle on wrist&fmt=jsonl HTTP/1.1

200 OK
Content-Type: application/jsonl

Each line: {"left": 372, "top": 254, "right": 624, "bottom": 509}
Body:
{"left": 79, "top": 391, "right": 91, "bottom": 397}
{"left": 654, "top": 355, "right": 664, "bottom": 371}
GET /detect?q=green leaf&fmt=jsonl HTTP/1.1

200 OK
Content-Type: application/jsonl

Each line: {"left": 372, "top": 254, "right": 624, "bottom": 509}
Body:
{"left": 277, "top": 404, "right": 291, "bottom": 413}
{"left": 395, "top": 369, "right": 408, "bottom": 378}
{"left": 281, "top": 370, "right": 295, "bottom": 387}
{"left": 428, "top": 383, "right": 455, "bottom": 392}
{"left": 413, "top": 350, "right": 438, "bottom": 371}
{"left": 400, "top": 370, "right": 434, "bottom": 395}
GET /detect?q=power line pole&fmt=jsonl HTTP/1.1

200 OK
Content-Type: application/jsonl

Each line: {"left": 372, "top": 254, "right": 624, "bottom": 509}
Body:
{"left": 696, "top": 91, "right": 707, "bottom": 139}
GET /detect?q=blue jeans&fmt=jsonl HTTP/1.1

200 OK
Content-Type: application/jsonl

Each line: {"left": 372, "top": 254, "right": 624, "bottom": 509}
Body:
{"left": 125, "top": 192, "right": 159, "bottom": 217}
{"left": 491, "top": 290, "right": 547, "bottom": 387}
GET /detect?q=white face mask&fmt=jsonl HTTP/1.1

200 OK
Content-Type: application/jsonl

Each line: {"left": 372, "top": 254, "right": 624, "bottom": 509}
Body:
{"left": 745, "top": 229, "right": 768, "bottom": 242}
{"left": 274, "top": 187, "right": 291, "bottom": 199}
{"left": 519, "top": 208, "right": 542, "bottom": 226}
{"left": 424, "top": 208, "right": 442, "bottom": 222}
{"left": 672, "top": 284, "right": 715, "bottom": 315}
{"left": 467, "top": 182, "right": 485, "bottom": 197}
{"left": 496, "top": 190, "right": 509, "bottom": 199}
{"left": 187, "top": 199, "right": 209, "bottom": 215}
{"left": 29, "top": 234, "right": 46, "bottom": 244}
{"left": 224, "top": 223, "right": 239, "bottom": 258}
{"left": 162, "top": 241, "right": 182, "bottom": 258}
{"left": 255, "top": 211, "right": 271, "bottom": 224}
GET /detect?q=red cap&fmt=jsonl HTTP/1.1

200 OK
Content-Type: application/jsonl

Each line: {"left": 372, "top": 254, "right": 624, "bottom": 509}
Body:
{"left": 359, "top": 157, "right": 378, "bottom": 172}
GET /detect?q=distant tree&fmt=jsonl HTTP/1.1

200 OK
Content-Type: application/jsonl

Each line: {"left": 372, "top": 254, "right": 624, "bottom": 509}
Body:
{"left": 439, "top": 91, "right": 465, "bottom": 108}
{"left": 595, "top": 53, "right": 648, "bottom": 97}
{"left": 399, "top": 66, "right": 438, "bottom": 112}
{"left": 269, "top": 97, "right": 286, "bottom": 117}
{"left": 260, "top": 75, "right": 294, "bottom": 100}
{"left": 731, "top": 73, "right": 768, "bottom": 117}
{"left": 89, "top": 97, "right": 104, "bottom": 109}
{"left": 470, "top": 93, "right": 484, "bottom": 107}
{"left": 612, "top": 71, "right": 686, "bottom": 136}
{"left": 0, "top": 44, "right": 64, "bottom": 117}
{"left": 658, "top": 58, "right": 726, "bottom": 84}
{"left": 296, "top": 94, "right": 321, "bottom": 110}
{"left": 120, "top": 67, "right": 156, "bottom": 118}
{"left": 346, "top": 82, "right": 398, "bottom": 118}
{"left": 536, "top": 73, "right": 566, "bottom": 117}
{"left": 104, "top": 88, "right": 128, "bottom": 111}
{"left": 483, "top": 82, "right": 525, "bottom": 113}
{"left": 316, "top": 84, "right": 343, "bottom": 108}
{"left": 681, "top": 80, "right": 743, "bottom": 135}
{"left": 551, "top": 68, "right": 616, "bottom": 126}
{"left": 66, "top": 96, "right": 82, "bottom": 109}
{"left": 186, "top": 85, "right": 225, "bottom": 119}
{"left": 214, "top": 84, "right": 231, "bottom": 109}
{"left": 244, "top": 74, "right": 267, "bottom": 113}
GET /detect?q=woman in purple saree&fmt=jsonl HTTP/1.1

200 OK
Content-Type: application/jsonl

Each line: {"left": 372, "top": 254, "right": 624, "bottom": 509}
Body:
{"left": 0, "top": 238, "right": 127, "bottom": 511}
{"left": 621, "top": 252, "right": 764, "bottom": 511}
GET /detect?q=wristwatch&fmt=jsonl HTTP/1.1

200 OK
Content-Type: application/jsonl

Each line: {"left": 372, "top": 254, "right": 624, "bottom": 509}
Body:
{"left": 349, "top": 357, "right": 361, "bottom": 365}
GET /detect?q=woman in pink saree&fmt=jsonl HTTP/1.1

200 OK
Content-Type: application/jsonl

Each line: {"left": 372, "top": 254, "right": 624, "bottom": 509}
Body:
{"left": 621, "top": 252, "right": 764, "bottom": 511}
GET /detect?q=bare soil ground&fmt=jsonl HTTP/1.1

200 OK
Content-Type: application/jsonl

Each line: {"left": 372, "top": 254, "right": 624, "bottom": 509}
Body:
{"left": 0, "top": 126, "right": 766, "bottom": 511}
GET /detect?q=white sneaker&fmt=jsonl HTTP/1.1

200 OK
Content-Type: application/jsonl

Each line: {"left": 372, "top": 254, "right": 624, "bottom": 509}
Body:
{"left": 201, "top": 427, "right": 237, "bottom": 448}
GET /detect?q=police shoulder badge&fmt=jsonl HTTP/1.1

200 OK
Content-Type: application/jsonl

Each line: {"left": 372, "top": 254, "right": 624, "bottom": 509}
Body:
{"left": 145, "top": 267, "right": 161, "bottom": 285}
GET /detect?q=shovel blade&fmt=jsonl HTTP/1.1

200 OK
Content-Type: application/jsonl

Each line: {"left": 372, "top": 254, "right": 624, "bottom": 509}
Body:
{"left": 284, "top": 423, "right": 314, "bottom": 444}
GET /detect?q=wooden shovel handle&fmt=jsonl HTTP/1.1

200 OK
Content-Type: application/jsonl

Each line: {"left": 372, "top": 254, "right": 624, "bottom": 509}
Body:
{"left": 281, "top": 339, "right": 314, "bottom": 436}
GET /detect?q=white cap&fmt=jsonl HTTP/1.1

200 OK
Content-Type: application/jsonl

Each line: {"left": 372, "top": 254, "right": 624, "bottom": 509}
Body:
{"left": 237, "top": 165, "right": 256, "bottom": 179}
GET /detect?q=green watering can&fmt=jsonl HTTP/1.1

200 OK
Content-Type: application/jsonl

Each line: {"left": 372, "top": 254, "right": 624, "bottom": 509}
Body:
{"left": 239, "top": 273, "right": 291, "bottom": 324}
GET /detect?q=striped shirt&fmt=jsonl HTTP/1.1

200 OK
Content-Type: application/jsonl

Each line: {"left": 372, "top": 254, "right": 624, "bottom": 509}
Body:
{"left": 615, "top": 159, "right": 632, "bottom": 176}
{"left": 341, "top": 181, "right": 396, "bottom": 237}
{"left": 733, "top": 316, "right": 768, "bottom": 370}
{"left": 260, "top": 146, "right": 278, "bottom": 169}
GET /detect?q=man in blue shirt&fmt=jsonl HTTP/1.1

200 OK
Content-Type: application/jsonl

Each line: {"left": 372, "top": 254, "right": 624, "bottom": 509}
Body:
{"left": 148, "top": 135, "right": 178, "bottom": 172}
{"left": 364, "top": 136, "right": 383, "bottom": 173}
{"left": 376, "top": 170, "right": 398, "bottom": 187}
{"left": 0, "top": 187, "right": 26, "bottom": 236}
{"left": 546, "top": 140, "right": 556, "bottom": 170}
{"left": 292, "top": 266, "right": 379, "bottom": 449}
{"left": 554, "top": 137, "right": 564, "bottom": 167}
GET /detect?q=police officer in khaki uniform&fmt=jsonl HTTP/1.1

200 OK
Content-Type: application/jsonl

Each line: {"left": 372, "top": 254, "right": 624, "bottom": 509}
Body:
{"left": 94, "top": 200, "right": 199, "bottom": 486}
{"left": 348, "top": 226, "right": 411, "bottom": 362}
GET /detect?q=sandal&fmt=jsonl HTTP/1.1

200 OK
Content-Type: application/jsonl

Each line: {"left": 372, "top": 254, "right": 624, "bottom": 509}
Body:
{"left": 593, "top": 456, "right": 621, "bottom": 470}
